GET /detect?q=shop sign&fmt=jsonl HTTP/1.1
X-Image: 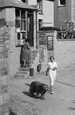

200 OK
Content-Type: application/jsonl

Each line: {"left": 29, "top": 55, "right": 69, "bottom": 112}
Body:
{"left": 47, "top": 35, "right": 54, "bottom": 50}
{"left": 39, "top": 33, "right": 47, "bottom": 45}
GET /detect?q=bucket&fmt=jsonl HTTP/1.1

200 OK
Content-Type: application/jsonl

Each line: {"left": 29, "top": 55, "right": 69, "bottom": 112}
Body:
{"left": 37, "top": 64, "right": 41, "bottom": 72}
{"left": 30, "top": 68, "right": 34, "bottom": 76}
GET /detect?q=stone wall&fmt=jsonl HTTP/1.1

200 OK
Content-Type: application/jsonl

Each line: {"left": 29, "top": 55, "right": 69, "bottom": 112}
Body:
{"left": 54, "top": 31, "right": 75, "bottom": 70}
{"left": 0, "top": 23, "right": 10, "bottom": 115}
{"left": 38, "top": 30, "right": 75, "bottom": 71}
{"left": 6, "top": 8, "right": 20, "bottom": 78}
{"left": 37, "top": 31, "right": 54, "bottom": 72}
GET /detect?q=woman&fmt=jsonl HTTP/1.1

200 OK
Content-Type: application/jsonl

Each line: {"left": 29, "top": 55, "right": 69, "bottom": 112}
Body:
{"left": 46, "top": 56, "right": 57, "bottom": 94}
{"left": 22, "top": 39, "right": 30, "bottom": 67}
{"left": 20, "top": 45, "right": 24, "bottom": 67}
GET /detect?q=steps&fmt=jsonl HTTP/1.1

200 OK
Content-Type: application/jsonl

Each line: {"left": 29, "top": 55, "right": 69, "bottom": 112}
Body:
{"left": 14, "top": 48, "right": 39, "bottom": 79}
{"left": 14, "top": 67, "right": 30, "bottom": 79}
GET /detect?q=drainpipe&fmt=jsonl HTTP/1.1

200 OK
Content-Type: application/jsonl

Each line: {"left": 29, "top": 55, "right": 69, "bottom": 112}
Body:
{"left": 36, "top": 11, "right": 38, "bottom": 49}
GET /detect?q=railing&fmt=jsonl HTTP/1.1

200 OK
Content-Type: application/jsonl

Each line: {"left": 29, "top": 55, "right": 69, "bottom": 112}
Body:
{"left": 57, "top": 31, "right": 75, "bottom": 40}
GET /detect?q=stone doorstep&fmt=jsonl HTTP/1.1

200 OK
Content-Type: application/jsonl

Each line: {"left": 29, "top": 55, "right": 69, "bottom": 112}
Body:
{"left": 17, "top": 70, "right": 29, "bottom": 75}
{"left": 18, "top": 67, "right": 29, "bottom": 71}
{"left": 14, "top": 73, "right": 29, "bottom": 79}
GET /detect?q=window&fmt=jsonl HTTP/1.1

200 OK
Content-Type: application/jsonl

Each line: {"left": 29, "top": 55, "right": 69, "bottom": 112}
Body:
{"left": 21, "top": 0, "right": 26, "bottom": 3}
{"left": 15, "top": 9, "right": 26, "bottom": 46}
{"left": 37, "top": 0, "right": 42, "bottom": 14}
{"left": 58, "top": 0, "right": 66, "bottom": 6}
{"left": 39, "top": 19, "right": 42, "bottom": 30}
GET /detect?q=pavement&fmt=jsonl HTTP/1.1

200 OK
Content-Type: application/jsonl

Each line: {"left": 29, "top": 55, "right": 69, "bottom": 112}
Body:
{"left": 8, "top": 63, "right": 75, "bottom": 115}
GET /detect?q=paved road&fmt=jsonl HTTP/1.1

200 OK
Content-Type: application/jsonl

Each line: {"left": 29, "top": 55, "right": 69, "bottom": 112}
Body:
{"left": 9, "top": 63, "right": 75, "bottom": 115}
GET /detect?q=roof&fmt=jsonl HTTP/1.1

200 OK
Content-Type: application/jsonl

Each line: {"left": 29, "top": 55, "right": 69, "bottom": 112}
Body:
{"left": 0, "top": 0, "right": 37, "bottom": 10}
{"left": 40, "top": 27, "right": 60, "bottom": 31}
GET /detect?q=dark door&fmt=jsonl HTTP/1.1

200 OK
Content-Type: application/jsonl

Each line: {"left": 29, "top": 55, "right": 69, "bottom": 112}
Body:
{"left": 27, "top": 12, "right": 34, "bottom": 46}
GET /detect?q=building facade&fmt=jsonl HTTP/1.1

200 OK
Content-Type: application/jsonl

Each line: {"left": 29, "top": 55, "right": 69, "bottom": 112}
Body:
{"left": 0, "top": 0, "right": 55, "bottom": 79}
{"left": 54, "top": 0, "right": 75, "bottom": 28}
{"left": 54, "top": 0, "right": 75, "bottom": 70}
{"left": 28, "top": 0, "right": 54, "bottom": 29}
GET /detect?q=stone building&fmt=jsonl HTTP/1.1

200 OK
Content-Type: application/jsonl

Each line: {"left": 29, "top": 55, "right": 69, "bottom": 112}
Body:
{"left": 54, "top": 0, "right": 75, "bottom": 70}
{"left": 0, "top": 0, "right": 37, "bottom": 114}
{"left": 1, "top": 0, "right": 75, "bottom": 114}
{"left": 54, "top": 0, "right": 75, "bottom": 27}
{"left": 0, "top": 0, "right": 55, "bottom": 114}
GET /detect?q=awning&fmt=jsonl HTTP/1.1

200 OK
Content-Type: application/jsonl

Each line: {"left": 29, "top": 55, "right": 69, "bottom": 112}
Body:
{"left": 0, "top": 0, "right": 37, "bottom": 10}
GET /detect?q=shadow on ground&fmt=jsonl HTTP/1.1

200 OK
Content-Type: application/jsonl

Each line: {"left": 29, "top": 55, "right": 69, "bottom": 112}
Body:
{"left": 22, "top": 91, "right": 41, "bottom": 99}
{"left": 25, "top": 83, "right": 30, "bottom": 86}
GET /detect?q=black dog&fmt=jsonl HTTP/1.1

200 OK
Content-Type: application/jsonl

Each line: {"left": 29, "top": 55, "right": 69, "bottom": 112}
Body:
{"left": 29, "top": 81, "right": 49, "bottom": 100}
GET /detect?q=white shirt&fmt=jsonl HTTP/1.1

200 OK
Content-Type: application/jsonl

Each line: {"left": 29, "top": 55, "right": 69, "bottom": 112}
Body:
{"left": 48, "top": 61, "right": 57, "bottom": 71}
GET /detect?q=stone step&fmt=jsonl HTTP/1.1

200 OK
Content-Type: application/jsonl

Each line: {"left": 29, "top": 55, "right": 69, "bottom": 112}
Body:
{"left": 19, "top": 67, "right": 29, "bottom": 71}
{"left": 14, "top": 73, "right": 29, "bottom": 79}
{"left": 14, "top": 74, "right": 25, "bottom": 79}
{"left": 17, "top": 70, "right": 29, "bottom": 75}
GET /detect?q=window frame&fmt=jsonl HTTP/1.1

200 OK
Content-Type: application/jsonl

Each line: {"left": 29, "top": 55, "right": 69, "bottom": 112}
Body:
{"left": 58, "top": 0, "right": 66, "bottom": 7}
{"left": 21, "top": 0, "right": 26, "bottom": 3}
{"left": 15, "top": 9, "right": 27, "bottom": 46}
{"left": 37, "top": 0, "right": 43, "bottom": 14}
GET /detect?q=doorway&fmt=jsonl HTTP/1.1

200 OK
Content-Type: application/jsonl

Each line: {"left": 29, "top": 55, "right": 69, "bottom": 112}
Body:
{"left": 27, "top": 12, "right": 34, "bottom": 46}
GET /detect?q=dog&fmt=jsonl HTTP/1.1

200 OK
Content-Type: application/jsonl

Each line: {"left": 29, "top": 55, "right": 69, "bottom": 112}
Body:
{"left": 29, "top": 81, "right": 49, "bottom": 100}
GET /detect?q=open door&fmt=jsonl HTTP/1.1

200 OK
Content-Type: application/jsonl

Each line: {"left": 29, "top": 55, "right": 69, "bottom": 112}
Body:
{"left": 27, "top": 12, "right": 34, "bottom": 46}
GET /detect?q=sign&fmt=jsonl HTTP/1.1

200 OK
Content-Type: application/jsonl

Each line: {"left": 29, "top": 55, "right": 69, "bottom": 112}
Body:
{"left": 47, "top": 35, "right": 53, "bottom": 50}
{"left": 39, "top": 33, "right": 47, "bottom": 45}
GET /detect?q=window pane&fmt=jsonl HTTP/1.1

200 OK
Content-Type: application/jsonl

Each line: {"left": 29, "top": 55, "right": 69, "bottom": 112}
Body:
{"left": 21, "top": 32, "right": 26, "bottom": 45}
{"left": 16, "top": 33, "right": 20, "bottom": 45}
{"left": 15, "top": 9, "right": 20, "bottom": 19}
{"left": 58, "top": 0, "right": 66, "bottom": 6}
{"left": 21, "top": 20, "right": 26, "bottom": 31}
{"left": 60, "top": 0, "right": 66, "bottom": 5}
{"left": 17, "top": 33, "right": 20, "bottom": 40}
{"left": 21, "top": 11, "right": 26, "bottom": 19}
{"left": 21, "top": 32, "right": 26, "bottom": 39}
{"left": 21, "top": 0, "right": 26, "bottom": 3}
{"left": 15, "top": 19, "right": 20, "bottom": 28}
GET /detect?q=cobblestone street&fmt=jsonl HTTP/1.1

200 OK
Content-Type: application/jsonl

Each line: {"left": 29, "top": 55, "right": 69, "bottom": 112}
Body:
{"left": 8, "top": 63, "right": 75, "bottom": 115}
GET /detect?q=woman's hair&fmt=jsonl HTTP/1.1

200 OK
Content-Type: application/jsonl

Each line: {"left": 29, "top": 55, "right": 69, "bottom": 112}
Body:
{"left": 50, "top": 56, "right": 55, "bottom": 60}
{"left": 25, "top": 39, "right": 29, "bottom": 42}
